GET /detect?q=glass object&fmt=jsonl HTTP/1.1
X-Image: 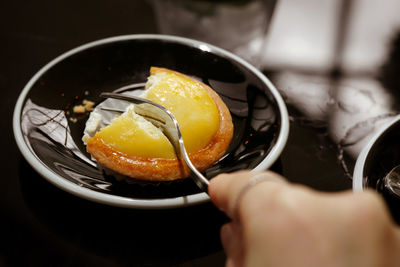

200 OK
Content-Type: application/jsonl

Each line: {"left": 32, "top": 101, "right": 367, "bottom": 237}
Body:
{"left": 150, "top": 0, "right": 277, "bottom": 67}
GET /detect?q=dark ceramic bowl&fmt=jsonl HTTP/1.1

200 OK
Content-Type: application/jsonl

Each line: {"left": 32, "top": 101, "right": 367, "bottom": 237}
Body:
{"left": 353, "top": 115, "right": 400, "bottom": 220}
{"left": 13, "top": 34, "right": 289, "bottom": 209}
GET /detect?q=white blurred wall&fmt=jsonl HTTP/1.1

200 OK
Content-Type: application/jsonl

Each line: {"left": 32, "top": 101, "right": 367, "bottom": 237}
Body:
{"left": 263, "top": 0, "right": 400, "bottom": 74}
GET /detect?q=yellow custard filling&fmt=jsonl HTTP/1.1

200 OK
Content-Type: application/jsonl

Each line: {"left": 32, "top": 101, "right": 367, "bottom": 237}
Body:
{"left": 95, "top": 106, "right": 176, "bottom": 158}
{"left": 92, "top": 68, "right": 220, "bottom": 159}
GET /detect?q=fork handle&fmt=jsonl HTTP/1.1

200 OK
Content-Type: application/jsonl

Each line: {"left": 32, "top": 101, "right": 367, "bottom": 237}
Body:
{"left": 179, "top": 145, "right": 210, "bottom": 193}
{"left": 189, "top": 166, "right": 209, "bottom": 193}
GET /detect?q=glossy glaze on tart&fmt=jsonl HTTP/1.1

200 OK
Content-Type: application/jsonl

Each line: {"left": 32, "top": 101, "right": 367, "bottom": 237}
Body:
{"left": 86, "top": 67, "right": 233, "bottom": 181}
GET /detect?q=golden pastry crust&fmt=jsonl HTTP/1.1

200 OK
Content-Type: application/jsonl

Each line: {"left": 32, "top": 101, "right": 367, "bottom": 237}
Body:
{"left": 86, "top": 67, "right": 233, "bottom": 181}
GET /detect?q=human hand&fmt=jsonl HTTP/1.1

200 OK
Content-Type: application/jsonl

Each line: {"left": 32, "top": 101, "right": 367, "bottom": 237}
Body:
{"left": 208, "top": 170, "right": 400, "bottom": 267}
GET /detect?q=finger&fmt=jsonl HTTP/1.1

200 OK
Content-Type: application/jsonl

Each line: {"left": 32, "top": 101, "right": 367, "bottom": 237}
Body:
{"left": 221, "top": 222, "right": 244, "bottom": 267}
{"left": 220, "top": 222, "right": 239, "bottom": 255}
{"left": 209, "top": 170, "right": 286, "bottom": 219}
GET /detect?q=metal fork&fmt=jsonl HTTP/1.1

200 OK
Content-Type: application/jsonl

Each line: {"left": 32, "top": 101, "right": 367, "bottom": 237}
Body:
{"left": 100, "top": 92, "right": 210, "bottom": 192}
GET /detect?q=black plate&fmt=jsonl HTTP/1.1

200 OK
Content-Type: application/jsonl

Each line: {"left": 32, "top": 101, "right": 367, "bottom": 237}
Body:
{"left": 13, "top": 35, "right": 289, "bottom": 208}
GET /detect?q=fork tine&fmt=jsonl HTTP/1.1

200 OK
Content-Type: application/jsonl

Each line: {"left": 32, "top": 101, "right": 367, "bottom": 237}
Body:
{"left": 100, "top": 107, "right": 125, "bottom": 113}
{"left": 100, "top": 106, "right": 165, "bottom": 125}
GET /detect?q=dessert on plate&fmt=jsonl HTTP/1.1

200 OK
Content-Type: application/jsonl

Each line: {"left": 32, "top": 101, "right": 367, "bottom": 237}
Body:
{"left": 84, "top": 67, "right": 233, "bottom": 181}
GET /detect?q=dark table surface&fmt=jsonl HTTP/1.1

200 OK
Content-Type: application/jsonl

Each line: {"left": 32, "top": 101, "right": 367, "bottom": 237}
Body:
{"left": 3, "top": 0, "right": 400, "bottom": 266}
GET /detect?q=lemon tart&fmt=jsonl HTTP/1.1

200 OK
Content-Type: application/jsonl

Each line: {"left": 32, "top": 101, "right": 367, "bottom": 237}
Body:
{"left": 85, "top": 67, "right": 233, "bottom": 181}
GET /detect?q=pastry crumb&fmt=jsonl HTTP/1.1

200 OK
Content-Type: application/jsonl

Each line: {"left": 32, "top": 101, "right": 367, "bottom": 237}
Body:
{"left": 73, "top": 99, "right": 95, "bottom": 113}
{"left": 83, "top": 99, "right": 95, "bottom": 111}
{"left": 73, "top": 105, "right": 86, "bottom": 114}
{"left": 69, "top": 117, "right": 78, "bottom": 123}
